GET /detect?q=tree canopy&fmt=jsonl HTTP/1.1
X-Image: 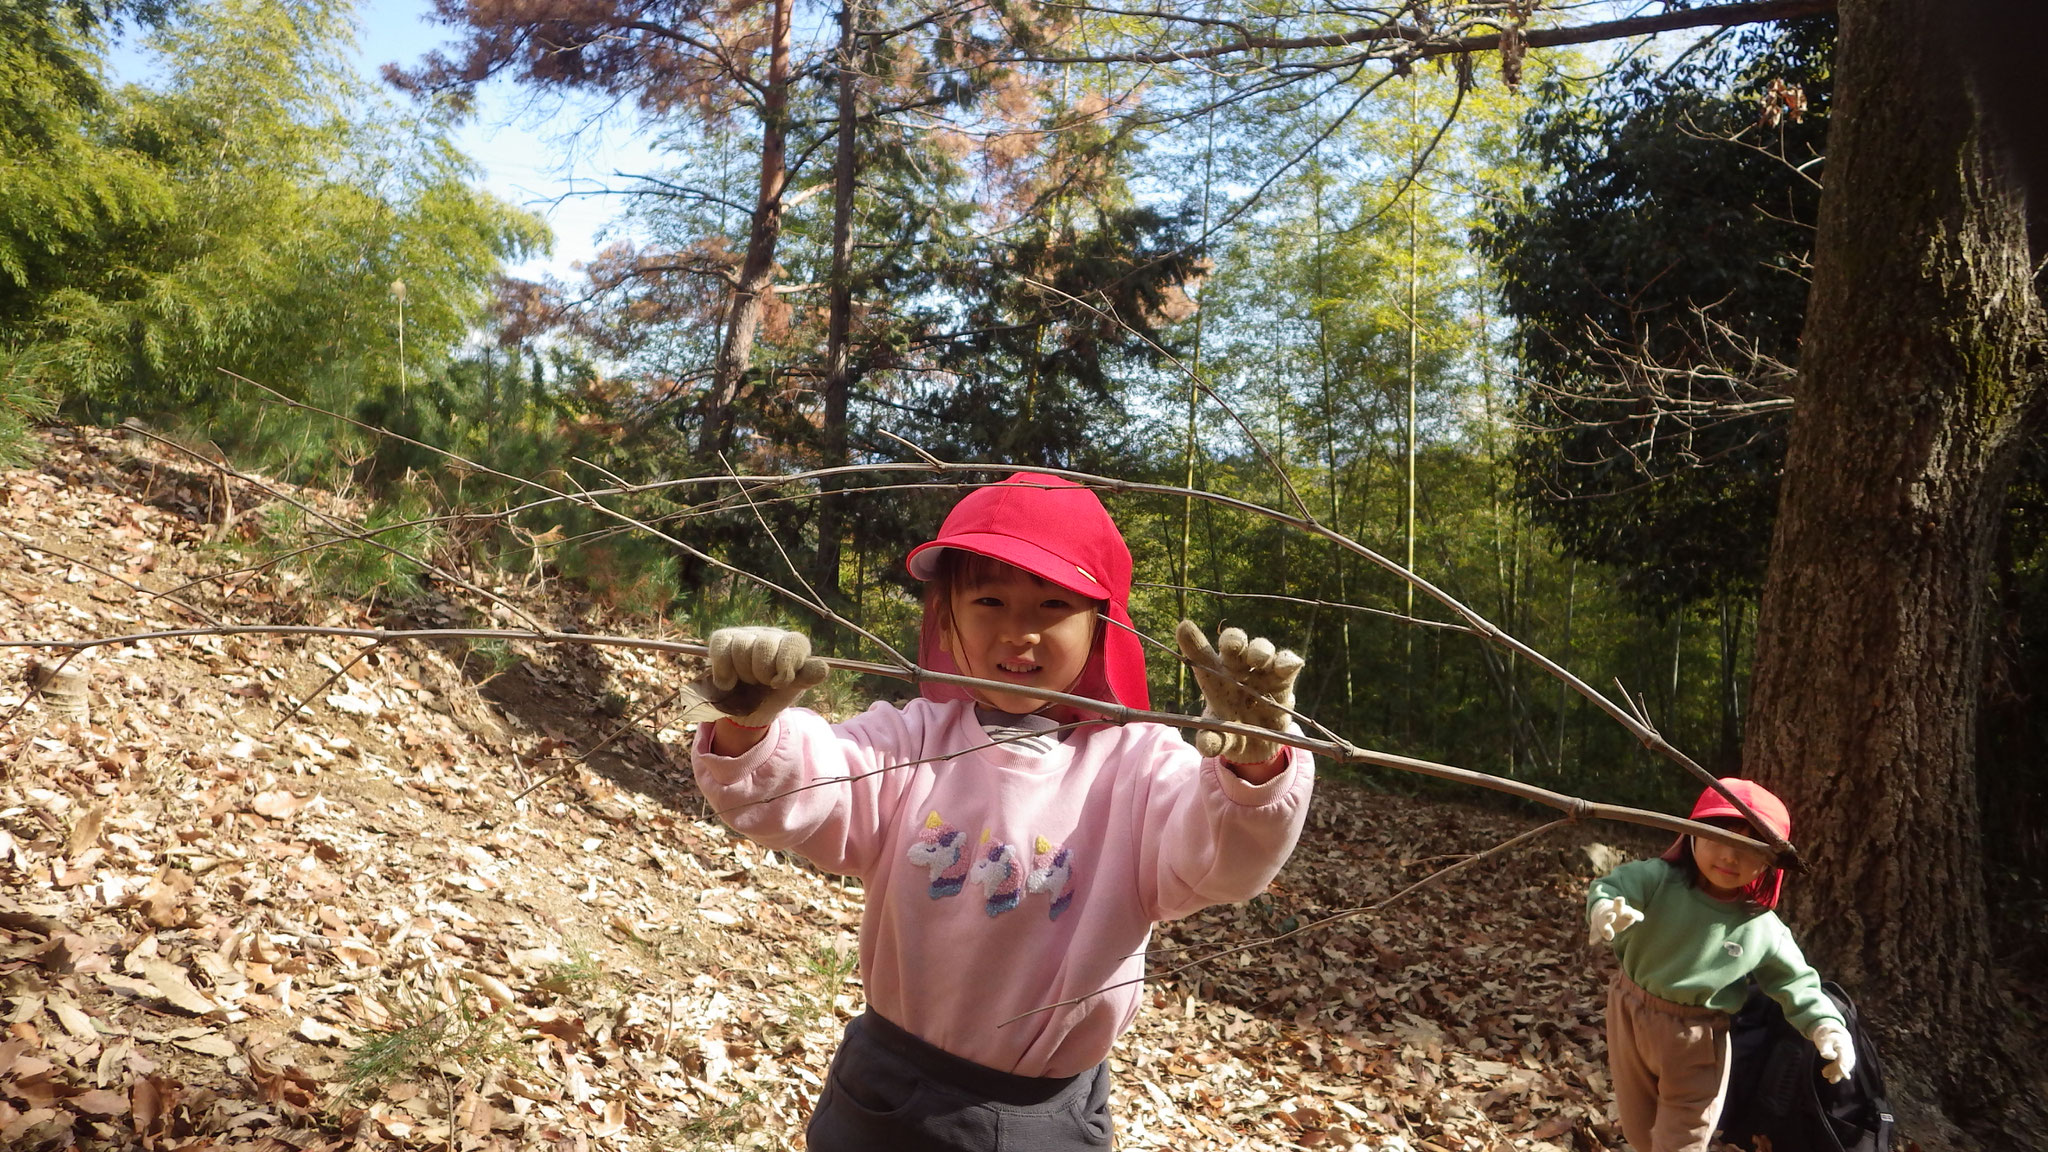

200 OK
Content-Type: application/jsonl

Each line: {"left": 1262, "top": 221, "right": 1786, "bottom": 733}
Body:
{"left": 4, "top": 0, "right": 544, "bottom": 449}
{"left": 1483, "top": 18, "right": 1830, "bottom": 612}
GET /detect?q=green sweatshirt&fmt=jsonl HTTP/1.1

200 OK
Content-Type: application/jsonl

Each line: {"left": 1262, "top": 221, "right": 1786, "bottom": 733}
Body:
{"left": 1587, "top": 858, "right": 1844, "bottom": 1036}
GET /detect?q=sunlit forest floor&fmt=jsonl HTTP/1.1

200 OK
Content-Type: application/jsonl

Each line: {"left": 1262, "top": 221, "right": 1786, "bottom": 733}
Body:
{"left": 0, "top": 427, "right": 2000, "bottom": 1151}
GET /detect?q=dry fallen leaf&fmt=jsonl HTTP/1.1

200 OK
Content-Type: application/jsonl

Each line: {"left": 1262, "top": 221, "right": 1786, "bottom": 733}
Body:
{"left": 69, "top": 1088, "right": 127, "bottom": 1117}
{"left": 46, "top": 995, "right": 98, "bottom": 1043}
{"left": 0, "top": 905, "right": 62, "bottom": 936}
{"left": 592, "top": 1096, "right": 628, "bottom": 1138}
{"left": 0, "top": 1037, "right": 54, "bottom": 1079}
{"left": 66, "top": 804, "right": 108, "bottom": 856}
{"left": 458, "top": 967, "right": 519, "bottom": 1010}
{"left": 295, "top": 1016, "right": 343, "bottom": 1045}
{"left": 250, "top": 790, "right": 313, "bottom": 818}
{"left": 137, "top": 956, "right": 218, "bottom": 1015}
{"left": 32, "top": 933, "right": 104, "bottom": 975}
{"left": 137, "top": 868, "right": 195, "bottom": 929}
{"left": 170, "top": 1030, "right": 237, "bottom": 1057}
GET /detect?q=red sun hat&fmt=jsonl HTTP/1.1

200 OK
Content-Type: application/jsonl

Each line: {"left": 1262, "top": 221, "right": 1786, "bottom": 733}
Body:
{"left": 1664, "top": 777, "right": 1791, "bottom": 909}
{"left": 1689, "top": 777, "right": 1792, "bottom": 841}
{"left": 907, "top": 473, "right": 1150, "bottom": 713}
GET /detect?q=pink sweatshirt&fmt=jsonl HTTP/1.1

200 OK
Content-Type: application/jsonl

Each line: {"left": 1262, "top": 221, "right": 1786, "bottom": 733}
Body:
{"left": 691, "top": 697, "right": 1314, "bottom": 1077}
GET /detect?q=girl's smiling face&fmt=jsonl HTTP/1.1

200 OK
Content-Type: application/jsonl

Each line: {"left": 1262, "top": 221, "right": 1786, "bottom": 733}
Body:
{"left": 941, "top": 561, "right": 1100, "bottom": 714}
{"left": 1691, "top": 821, "right": 1772, "bottom": 900}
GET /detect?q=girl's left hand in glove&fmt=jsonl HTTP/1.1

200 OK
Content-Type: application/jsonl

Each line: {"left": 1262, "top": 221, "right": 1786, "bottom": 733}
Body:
{"left": 1176, "top": 621, "right": 1304, "bottom": 770}
{"left": 1809, "top": 1020, "right": 1857, "bottom": 1084}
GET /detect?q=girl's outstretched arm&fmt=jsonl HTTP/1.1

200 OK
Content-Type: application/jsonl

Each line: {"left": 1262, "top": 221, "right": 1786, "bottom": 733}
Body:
{"left": 693, "top": 704, "right": 925, "bottom": 879}
{"left": 1132, "top": 731, "right": 1315, "bottom": 921}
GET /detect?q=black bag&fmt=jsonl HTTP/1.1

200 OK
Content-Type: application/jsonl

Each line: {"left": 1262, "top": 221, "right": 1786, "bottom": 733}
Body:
{"left": 1716, "top": 980, "right": 1894, "bottom": 1152}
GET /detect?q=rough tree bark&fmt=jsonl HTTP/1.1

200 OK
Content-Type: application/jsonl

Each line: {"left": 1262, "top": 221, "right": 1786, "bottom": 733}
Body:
{"left": 1744, "top": 0, "right": 2046, "bottom": 1125}
{"left": 697, "top": 0, "right": 794, "bottom": 457}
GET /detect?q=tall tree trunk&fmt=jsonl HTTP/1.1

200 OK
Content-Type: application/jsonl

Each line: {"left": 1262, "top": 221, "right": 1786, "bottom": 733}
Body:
{"left": 810, "top": 0, "right": 860, "bottom": 615}
{"left": 1556, "top": 557, "right": 1575, "bottom": 769}
{"left": 697, "top": 0, "right": 793, "bottom": 457}
{"left": 1716, "top": 592, "right": 1744, "bottom": 775}
{"left": 1176, "top": 71, "right": 1217, "bottom": 714}
{"left": 1744, "top": 0, "right": 2046, "bottom": 1119}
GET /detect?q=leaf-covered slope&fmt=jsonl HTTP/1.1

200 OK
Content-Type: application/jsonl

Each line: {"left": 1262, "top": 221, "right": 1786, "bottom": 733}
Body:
{"left": 0, "top": 426, "right": 1678, "bottom": 1151}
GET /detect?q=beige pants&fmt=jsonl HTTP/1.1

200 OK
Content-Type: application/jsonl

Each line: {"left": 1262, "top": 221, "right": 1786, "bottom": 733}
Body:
{"left": 1606, "top": 973, "right": 1732, "bottom": 1152}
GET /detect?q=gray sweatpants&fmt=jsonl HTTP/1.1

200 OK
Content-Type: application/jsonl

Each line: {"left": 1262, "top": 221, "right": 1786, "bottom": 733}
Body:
{"left": 805, "top": 1011, "right": 1112, "bottom": 1152}
{"left": 1605, "top": 973, "right": 1732, "bottom": 1152}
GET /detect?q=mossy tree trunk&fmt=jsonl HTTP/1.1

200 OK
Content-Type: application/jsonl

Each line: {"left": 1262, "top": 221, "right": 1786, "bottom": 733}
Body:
{"left": 1744, "top": 0, "right": 2046, "bottom": 1122}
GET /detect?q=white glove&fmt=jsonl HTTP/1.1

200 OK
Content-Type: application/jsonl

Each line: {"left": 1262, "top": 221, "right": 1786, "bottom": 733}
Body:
{"left": 1587, "top": 896, "right": 1645, "bottom": 945}
{"left": 1810, "top": 1020, "right": 1856, "bottom": 1084}
{"left": 1176, "top": 621, "right": 1304, "bottom": 765}
{"left": 699, "top": 626, "right": 829, "bottom": 727}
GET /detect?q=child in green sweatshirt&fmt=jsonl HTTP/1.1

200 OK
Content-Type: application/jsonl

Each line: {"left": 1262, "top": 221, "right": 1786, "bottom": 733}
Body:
{"left": 1586, "top": 778, "right": 1854, "bottom": 1152}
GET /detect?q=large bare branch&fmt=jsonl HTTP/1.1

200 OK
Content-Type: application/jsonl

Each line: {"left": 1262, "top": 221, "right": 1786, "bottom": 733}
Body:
{"left": 82, "top": 374, "right": 1801, "bottom": 856}
{"left": 0, "top": 622, "right": 1775, "bottom": 857}
{"left": 1021, "top": 0, "right": 1837, "bottom": 67}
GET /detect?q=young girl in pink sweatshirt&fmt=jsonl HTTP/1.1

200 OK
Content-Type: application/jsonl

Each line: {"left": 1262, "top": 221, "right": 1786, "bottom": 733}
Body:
{"left": 691, "top": 472, "right": 1315, "bottom": 1151}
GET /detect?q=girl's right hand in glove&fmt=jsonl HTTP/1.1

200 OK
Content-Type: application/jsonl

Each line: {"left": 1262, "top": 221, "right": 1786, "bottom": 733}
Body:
{"left": 1588, "top": 896, "right": 1645, "bottom": 945}
{"left": 1175, "top": 620, "right": 1304, "bottom": 768}
{"left": 702, "top": 626, "right": 829, "bottom": 729}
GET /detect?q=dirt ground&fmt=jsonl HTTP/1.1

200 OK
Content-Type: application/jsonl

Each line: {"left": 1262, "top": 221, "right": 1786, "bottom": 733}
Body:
{"left": 0, "top": 426, "right": 2030, "bottom": 1151}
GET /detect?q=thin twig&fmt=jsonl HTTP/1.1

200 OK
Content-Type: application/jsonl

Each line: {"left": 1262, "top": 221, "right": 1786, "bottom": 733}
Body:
{"left": 1002, "top": 818, "right": 1575, "bottom": 1025}
{"left": 220, "top": 369, "right": 912, "bottom": 671}
{"left": 0, "top": 621, "right": 1778, "bottom": 856}
{"left": 6, "top": 537, "right": 219, "bottom": 626}
{"left": 126, "top": 423, "right": 554, "bottom": 635}
{"left": 120, "top": 387, "right": 1801, "bottom": 857}
{"left": 272, "top": 642, "right": 379, "bottom": 731}
{"left": 508, "top": 685, "right": 687, "bottom": 804}
{"left": 1131, "top": 582, "right": 1476, "bottom": 634}
{"left": 718, "top": 721, "right": 1102, "bottom": 811}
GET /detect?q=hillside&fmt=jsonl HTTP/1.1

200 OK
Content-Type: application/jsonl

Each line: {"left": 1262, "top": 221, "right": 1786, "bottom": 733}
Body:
{"left": 0, "top": 426, "right": 1864, "bottom": 1151}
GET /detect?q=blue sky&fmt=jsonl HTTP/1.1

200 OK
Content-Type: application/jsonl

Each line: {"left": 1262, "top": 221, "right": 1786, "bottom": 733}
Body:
{"left": 107, "top": 0, "right": 657, "bottom": 282}
{"left": 352, "top": 0, "right": 658, "bottom": 280}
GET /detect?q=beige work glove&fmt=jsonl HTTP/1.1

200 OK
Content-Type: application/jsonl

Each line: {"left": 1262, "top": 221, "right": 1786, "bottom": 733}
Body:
{"left": 1588, "top": 896, "right": 1645, "bottom": 945}
{"left": 698, "top": 626, "right": 829, "bottom": 727}
{"left": 1176, "top": 621, "right": 1304, "bottom": 766}
{"left": 1809, "top": 1020, "right": 1857, "bottom": 1084}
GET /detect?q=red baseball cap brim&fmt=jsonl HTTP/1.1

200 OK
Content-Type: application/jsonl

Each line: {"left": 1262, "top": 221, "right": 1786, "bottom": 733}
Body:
{"left": 1689, "top": 778, "right": 1791, "bottom": 841}
{"left": 905, "top": 533, "right": 1113, "bottom": 600}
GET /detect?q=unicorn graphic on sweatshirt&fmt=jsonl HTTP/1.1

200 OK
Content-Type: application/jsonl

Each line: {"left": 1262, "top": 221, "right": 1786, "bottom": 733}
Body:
{"left": 1027, "top": 835, "right": 1075, "bottom": 920}
{"left": 967, "top": 830, "right": 1023, "bottom": 917}
{"left": 905, "top": 811, "right": 970, "bottom": 899}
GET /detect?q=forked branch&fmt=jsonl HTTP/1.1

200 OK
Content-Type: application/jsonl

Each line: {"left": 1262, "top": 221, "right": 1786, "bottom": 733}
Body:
{"left": 0, "top": 622, "right": 1774, "bottom": 858}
